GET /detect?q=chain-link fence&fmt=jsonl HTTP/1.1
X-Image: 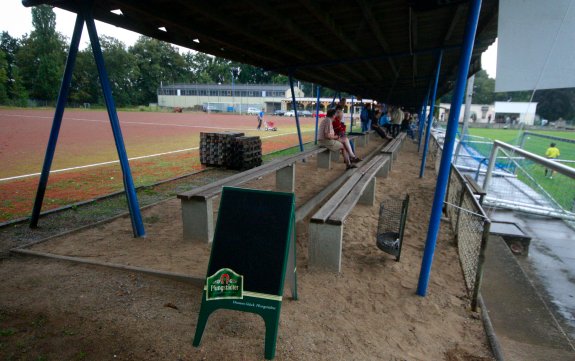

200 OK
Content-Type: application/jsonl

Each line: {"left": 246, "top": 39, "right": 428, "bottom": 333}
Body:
{"left": 449, "top": 167, "right": 491, "bottom": 310}
{"left": 431, "top": 133, "right": 491, "bottom": 310}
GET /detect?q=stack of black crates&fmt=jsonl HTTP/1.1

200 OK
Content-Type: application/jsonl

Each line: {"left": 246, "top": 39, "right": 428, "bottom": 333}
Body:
{"left": 200, "top": 132, "right": 262, "bottom": 170}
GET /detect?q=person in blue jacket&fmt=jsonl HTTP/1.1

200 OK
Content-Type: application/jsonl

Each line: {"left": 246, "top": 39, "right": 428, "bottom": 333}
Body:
{"left": 360, "top": 103, "right": 372, "bottom": 132}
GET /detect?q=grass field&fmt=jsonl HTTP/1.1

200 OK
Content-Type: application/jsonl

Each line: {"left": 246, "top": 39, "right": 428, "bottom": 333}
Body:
{"left": 0, "top": 109, "right": 318, "bottom": 222}
{"left": 467, "top": 127, "right": 575, "bottom": 211}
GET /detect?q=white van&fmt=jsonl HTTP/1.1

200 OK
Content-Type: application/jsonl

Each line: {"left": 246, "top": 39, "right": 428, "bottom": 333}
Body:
{"left": 247, "top": 107, "right": 261, "bottom": 115}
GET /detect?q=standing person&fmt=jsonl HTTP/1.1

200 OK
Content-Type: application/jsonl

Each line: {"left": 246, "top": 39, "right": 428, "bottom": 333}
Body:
{"left": 390, "top": 106, "right": 403, "bottom": 138}
{"left": 544, "top": 142, "right": 560, "bottom": 179}
{"left": 256, "top": 109, "right": 264, "bottom": 130}
{"left": 319, "top": 108, "right": 356, "bottom": 170}
{"left": 360, "top": 103, "right": 372, "bottom": 133}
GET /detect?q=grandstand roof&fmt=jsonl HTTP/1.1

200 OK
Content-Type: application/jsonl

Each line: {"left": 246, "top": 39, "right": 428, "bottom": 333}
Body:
{"left": 23, "top": 0, "right": 499, "bottom": 110}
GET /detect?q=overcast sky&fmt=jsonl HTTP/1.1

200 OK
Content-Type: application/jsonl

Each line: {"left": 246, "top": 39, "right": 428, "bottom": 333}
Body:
{"left": 1, "top": 0, "right": 498, "bottom": 78}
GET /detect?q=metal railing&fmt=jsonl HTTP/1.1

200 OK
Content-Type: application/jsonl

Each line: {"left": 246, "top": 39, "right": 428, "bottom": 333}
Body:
{"left": 483, "top": 140, "right": 575, "bottom": 220}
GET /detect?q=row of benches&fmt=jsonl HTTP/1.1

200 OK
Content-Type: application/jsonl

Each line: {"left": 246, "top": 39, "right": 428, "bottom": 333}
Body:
{"left": 308, "top": 133, "right": 406, "bottom": 272}
{"left": 177, "top": 132, "right": 373, "bottom": 243}
{"left": 176, "top": 131, "right": 406, "bottom": 273}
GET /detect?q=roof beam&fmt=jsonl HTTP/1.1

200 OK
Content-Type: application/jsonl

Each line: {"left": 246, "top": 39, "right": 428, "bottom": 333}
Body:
{"left": 106, "top": 2, "right": 283, "bottom": 68}
{"left": 411, "top": 7, "right": 419, "bottom": 85}
{"left": 297, "top": 0, "right": 386, "bottom": 81}
{"left": 249, "top": 1, "right": 369, "bottom": 83}
{"left": 176, "top": 1, "right": 306, "bottom": 64}
{"left": 443, "top": 4, "right": 466, "bottom": 43}
{"left": 356, "top": 0, "right": 399, "bottom": 77}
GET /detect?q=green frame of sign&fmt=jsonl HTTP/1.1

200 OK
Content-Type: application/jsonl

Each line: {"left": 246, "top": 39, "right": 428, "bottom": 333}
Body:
{"left": 193, "top": 187, "right": 297, "bottom": 360}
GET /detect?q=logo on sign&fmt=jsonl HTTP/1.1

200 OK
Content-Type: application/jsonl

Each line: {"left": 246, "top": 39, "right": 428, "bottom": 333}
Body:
{"left": 206, "top": 268, "right": 243, "bottom": 301}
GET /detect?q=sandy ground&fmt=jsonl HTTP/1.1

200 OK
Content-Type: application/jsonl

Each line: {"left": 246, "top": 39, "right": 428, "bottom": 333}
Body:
{"left": 0, "top": 137, "right": 494, "bottom": 360}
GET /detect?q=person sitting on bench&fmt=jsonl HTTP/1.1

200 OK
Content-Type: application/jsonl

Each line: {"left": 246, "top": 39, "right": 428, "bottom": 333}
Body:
{"left": 319, "top": 108, "right": 356, "bottom": 170}
{"left": 372, "top": 109, "right": 393, "bottom": 139}
{"left": 333, "top": 105, "right": 362, "bottom": 163}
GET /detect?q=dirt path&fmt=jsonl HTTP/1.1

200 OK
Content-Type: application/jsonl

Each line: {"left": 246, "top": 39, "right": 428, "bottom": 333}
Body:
{"left": 0, "top": 138, "right": 494, "bottom": 360}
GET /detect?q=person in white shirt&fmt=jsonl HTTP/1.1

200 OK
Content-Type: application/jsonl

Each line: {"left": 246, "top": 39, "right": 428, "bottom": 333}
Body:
{"left": 318, "top": 108, "right": 356, "bottom": 170}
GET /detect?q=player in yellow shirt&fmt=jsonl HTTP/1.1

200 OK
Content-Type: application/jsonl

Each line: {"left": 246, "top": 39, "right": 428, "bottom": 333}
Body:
{"left": 544, "top": 142, "right": 560, "bottom": 179}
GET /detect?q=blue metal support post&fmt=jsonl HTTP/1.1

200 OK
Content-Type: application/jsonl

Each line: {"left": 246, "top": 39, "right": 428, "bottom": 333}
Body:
{"left": 314, "top": 86, "right": 321, "bottom": 145}
{"left": 350, "top": 96, "right": 355, "bottom": 132}
{"left": 417, "top": 0, "right": 483, "bottom": 296}
{"left": 31, "top": 13, "right": 84, "bottom": 228}
{"left": 85, "top": 9, "right": 145, "bottom": 237}
{"left": 419, "top": 50, "right": 443, "bottom": 178}
{"left": 331, "top": 93, "right": 337, "bottom": 107}
{"left": 288, "top": 73, "right": 304, "bottom": 152}
{"left": 418, "top": 84, "right": 432, "bottom": 152}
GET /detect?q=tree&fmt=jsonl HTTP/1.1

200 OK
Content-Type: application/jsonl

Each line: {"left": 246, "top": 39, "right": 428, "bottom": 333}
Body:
{"left": 533, "top": 88, "right": 575, "bottom": 121}
{"left": 471, "top": 69, "right": 495, "bottom": 104}
{"left": 97, "top": 36, "right": 139, "bottom": 106}
{"left": 69, "top": 48, "right": 98, "bottom": 105}
{"left": 129, "top": 36, "right": 187, "bottom": 104}
{"left": 1, "top": 32, "right": 19, "bottom": 102}
{"left": 16, "top": 5, "right": 67, "bottom": 102}
{"left": 0, "top": 50, "right": 8, "bottom": 103}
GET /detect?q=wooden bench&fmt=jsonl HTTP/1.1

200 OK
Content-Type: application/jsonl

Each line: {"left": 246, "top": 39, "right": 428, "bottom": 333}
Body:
{"left": 380, "top": 132, "right": 406, "bottom": 171}
{"left": 178, "top": 144, "right": 346, "bottom": 243}
{"left": 308, "top": 149, "right": 392, "bottom": 272}
{"left": 348, "top": 130, "right": 373, "bottom": 147}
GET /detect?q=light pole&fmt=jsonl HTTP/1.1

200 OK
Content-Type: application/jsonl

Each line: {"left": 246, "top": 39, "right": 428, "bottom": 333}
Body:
{"left": 231, "top": 67, "right": 241, "bottom": 112}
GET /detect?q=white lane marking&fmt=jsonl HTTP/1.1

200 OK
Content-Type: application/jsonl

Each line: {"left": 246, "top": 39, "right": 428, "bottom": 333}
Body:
{"left": 0, "top": 130, "right": 311, "bottom": 182}
{"left": 1, "top": 113, "right": 257, "bottom": 131}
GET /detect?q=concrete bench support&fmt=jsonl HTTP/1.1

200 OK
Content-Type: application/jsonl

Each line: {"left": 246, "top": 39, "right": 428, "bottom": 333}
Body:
{"left": 382, "top": 151, "right": 395, "bottom": 170}
{"left": 317, "top": 150, "right": 332, "bottom": 169}
{"left": 308, "top": 222, "right": 343, "bottom": 272}
{"left": 276, "top": 164, "right": 295, "bottom": 192}
{"left": 358, "top": 178, "right": 376, "bottom": 206}
{"left": 182, "top": 198, "right": 214, "bottom": 243}
{"left": 330, "top": 150, "right": 340, "bottom": 162}
{"left": 377, "top": 159, "right": 390, "bottom": 177}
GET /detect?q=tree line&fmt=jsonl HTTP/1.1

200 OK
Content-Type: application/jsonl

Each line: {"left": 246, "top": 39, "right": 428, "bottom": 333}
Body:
{"left": 440, "top": 69, "right": 575, "bottom": 122}
{"left": 0, "top": 5, "right": 293, "bottom": 108}
{"left": 1, "top": 5, "right": 574, "bottom": 121}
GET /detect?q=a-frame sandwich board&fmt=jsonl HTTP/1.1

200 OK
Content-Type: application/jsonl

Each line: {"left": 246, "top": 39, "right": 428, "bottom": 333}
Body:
{"left": 193, "top": 187, "right": 297, "bottom": 359}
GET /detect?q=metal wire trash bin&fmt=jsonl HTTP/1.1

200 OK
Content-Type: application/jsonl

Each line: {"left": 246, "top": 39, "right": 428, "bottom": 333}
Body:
{"left": 376, "top": 195, "right": 410, "bottom": 261}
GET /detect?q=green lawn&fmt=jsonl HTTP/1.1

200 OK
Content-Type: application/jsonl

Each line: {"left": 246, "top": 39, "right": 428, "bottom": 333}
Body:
{"left": 467, "top": 127, "right": 575, "bottom": 211}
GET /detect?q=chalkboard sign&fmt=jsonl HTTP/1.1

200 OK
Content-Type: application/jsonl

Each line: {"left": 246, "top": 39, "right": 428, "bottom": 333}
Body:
{"left": 207, "top": 187, "right": 294, "bottom": 295}
{"left": 193, "top": 187, "right": 296, "bottom": 360}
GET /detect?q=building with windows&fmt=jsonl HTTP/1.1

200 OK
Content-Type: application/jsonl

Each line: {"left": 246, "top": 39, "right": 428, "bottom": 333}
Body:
{"left": 438, "top": 102, "right": 537, "bottom": 125}
{"left": 157, "top": 83, "right": 303, "bottom": 113}
{"left": 157, "top": 83, "right": 377, "bottom": 115}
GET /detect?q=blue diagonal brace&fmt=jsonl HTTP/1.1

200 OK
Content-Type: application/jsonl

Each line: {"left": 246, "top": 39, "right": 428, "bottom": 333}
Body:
{"left": 418, "top": 84, "right": 432, "bottom": 152}
{"left": 31, "top": 13, "right": 85, "bottom": 228}
{"left": 419, "top": 50, "right": 443, "bottom": 178}
{"left": 85, "top": 8, "right": 145, "bottom": 237}
{"left": 288, "top": 73, "right": 304, "bottom": 152}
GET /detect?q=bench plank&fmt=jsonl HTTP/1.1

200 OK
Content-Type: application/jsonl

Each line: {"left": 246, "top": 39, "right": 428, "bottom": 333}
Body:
{"left": 177, "top": 146, "right": 326, "bottom": 200}
{"left": 328, "top": 156, "right": 389, "bottom": 225}
{"left": 310, "top": 153, "right": 386, "bottom": 224}
{"left": 310, "top": 172, "right": 363, "bottom": 223}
